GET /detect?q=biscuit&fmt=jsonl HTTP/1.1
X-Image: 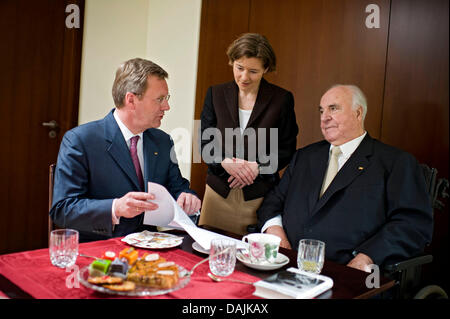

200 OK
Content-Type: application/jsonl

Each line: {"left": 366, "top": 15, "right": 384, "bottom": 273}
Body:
{"left": 103, "top": 281, "right": 136, "bottom": 292}
{"left": 88, "top": 276, "right": 123, "bottom": 285}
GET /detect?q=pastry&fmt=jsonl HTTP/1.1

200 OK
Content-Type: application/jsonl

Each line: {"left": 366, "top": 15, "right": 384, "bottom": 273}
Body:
{"left": 109, "top": 257, "right": 129, "bottom": 278}
{"left": 103, "top": 281, "right": 136, "bottom": 292}
{"left": 101, "top": 251, "right": 117, "bottom": 261}
{"left": 88, "top": 275, "right": 123, "bottom": 285}
{"left": 119, "top": 247, "right": 139, "bottom": 265}
{"left": 127, "top": 255, "right": 179, "bottom": 289}
{"left": 89, "top": 259, "right": 112, "bottom": 277}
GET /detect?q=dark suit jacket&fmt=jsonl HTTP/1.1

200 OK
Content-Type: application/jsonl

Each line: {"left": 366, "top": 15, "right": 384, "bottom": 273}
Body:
{"left": 257, "top": 134, "right": 433, "bottom": 266}
{"left": 50, "top": 109, "right": 195, "bottom": 241}
{"left": 200, "top": 78, "right": 298, "bottom": 201}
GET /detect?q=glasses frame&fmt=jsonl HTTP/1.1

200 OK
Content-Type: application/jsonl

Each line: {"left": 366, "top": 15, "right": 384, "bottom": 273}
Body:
{"left": 131, "top": 92, "right": 170, "bottom": 104}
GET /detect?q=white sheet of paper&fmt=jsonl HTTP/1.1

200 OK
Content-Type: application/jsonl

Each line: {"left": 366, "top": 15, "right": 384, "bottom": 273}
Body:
{"left": 143, "top": 182, "right": 246, "bottom": 250}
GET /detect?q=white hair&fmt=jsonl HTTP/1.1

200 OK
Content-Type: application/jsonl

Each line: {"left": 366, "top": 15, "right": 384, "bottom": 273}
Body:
{"left": 331, "top": 84, "right": 367, "bottom": 121}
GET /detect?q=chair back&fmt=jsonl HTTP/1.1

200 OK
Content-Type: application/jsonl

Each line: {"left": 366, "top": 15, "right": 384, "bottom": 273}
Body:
{"left": 48, "top": 163, "right": 56, "bottom": 240}
{"left": 420, "top": 164, "right": 437, "bottom": 204}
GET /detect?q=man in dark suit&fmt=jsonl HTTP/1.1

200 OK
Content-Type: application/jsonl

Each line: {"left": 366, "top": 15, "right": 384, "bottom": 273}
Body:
{"left": 257, "top": 84, "right": 433, "bottom": 271}
{"left": 50, "top": 58, "right": 201, "bottom": 241}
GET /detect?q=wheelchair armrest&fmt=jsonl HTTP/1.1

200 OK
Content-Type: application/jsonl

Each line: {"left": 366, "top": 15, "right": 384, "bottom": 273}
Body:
{"left": 246, "top": 224, "right": 260, "bottom": 233}
{"left": 384, "top": 254, "right": 433, "bottom": 274}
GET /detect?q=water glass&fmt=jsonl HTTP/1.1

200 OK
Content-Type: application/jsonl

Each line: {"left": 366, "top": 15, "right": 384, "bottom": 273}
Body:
{"left": 49, "top": 229, "right": 79, "bottom": 268}
{"left": 209, "top": 238, "right": 236, "bottom": 277}
{"left": 297, "top": 239, "right": 325, "bottom": 274}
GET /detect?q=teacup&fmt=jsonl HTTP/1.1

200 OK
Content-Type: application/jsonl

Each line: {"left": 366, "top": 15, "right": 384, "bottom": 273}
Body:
{"left": 242, "top": 233, "right": 281, "bottom": 264}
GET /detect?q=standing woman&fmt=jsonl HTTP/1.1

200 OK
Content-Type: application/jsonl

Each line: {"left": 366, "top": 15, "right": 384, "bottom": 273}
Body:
{"left": 198, "top": 33, "right": 298, "bottom": 235}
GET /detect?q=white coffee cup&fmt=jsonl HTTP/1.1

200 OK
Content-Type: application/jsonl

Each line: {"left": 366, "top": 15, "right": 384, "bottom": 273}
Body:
{"left": 242, "top": 233, "right": 281, "bottom": 264}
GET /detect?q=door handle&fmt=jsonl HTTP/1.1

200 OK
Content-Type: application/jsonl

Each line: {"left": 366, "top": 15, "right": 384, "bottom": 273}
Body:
{"left": 42, "top": 120, "right": 59, "bottom": 138}
{"left": 42, "top": 120, "right": 59, "bottom": 129}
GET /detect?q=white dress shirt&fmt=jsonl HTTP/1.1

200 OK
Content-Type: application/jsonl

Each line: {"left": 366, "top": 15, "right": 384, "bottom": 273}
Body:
{"left": 239, "top": 108, "right": 252, "bottom": 134}
{"left": 111, "top": 110, "right": 145, "bottom": 225}
{"left": 261, "top": 132, "right": 367, "bottom": 233}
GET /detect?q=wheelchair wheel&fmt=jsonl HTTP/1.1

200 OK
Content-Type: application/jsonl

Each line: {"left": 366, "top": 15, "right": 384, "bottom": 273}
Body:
{"left": 414, "top": 285, "right": 448, "bottom": 299}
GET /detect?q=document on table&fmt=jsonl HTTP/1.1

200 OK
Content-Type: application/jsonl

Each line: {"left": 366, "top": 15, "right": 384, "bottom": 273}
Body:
{"left": 143, "top": 182, "right": 246, "bottom": 250}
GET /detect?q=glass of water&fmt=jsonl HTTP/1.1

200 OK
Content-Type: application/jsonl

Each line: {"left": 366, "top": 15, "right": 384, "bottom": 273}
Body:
{"left": 209, "top": 238, "right": 236, "bottom": 277}
{"left": 297, "top": 239, "right": 325, "bottom": 274}
{"left": 49, "top": 229, "right": 79, "bottom": 268}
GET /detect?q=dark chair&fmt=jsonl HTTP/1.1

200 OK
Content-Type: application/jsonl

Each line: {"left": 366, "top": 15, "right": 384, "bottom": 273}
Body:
{"left": 48, "top": 163, "right": 56, "bottom": 240}
{"left": 382, "top": 164, "right": 448, "bottom": 299}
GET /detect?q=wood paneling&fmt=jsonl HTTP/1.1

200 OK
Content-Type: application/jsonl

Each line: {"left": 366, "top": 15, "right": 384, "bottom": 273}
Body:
{"left": 191, "top": 0, "right": 390, "bottom": 196}
{"left": 381, "top": 0, "right": 449, "bottom": 292}
{"left": 250, "top": 0, "right": 390, "bottom": 147}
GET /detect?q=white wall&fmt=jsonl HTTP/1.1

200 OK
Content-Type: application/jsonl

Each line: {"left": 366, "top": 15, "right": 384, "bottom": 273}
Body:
{"left": 146, "top": 0, "right": 202, "bottom": 179}
{"left": 78, "top": 0, "right": 149, "bottom": 124}
{"left": 78, "top": 0, "right": 202, "bottom": 179}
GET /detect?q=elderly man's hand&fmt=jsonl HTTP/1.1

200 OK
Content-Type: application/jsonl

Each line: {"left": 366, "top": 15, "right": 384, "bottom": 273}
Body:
{"left": 347, "top": 253, "right": 374, "bottom": 272}
{"left": 177, "top": 192, "right": 201, "bottom": 215}
{"left": 265, "top": 225, "right": 292, "bottom": 249}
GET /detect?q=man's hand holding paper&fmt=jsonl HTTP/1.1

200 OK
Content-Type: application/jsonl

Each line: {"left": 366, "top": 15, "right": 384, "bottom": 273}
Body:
{"left": 114, "top": 192, "right": 158, "bottom": 218}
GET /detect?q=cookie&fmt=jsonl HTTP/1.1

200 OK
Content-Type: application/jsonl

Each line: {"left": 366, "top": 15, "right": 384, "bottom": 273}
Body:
{"left": 103, "top": 281, "right": 136, "bottom": 292}
{"left": 88, "top": 275, "right": 123, "bottom": 285}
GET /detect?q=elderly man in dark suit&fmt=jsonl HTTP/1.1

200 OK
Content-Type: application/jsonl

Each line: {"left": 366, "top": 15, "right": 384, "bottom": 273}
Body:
{"left": 50, "top": 58, "right": 200, "bottom": 241}
{"left": 257, "top": 84, "right": 433, "bottom": 272}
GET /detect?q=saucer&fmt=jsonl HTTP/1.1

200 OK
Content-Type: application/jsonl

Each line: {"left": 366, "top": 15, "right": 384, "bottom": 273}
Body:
{"left": 192, "top": 241, "right": 210, "bottom": 255}
{"left": 237, "top": 251, "right": 290, "bottom": 271}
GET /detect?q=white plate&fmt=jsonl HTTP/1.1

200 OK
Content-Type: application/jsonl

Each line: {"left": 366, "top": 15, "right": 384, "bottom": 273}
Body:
{"left": 192, "top": 241, "right": 209, "bottom": 255}
{"left": 237, "top": 251, "right": 290, "bottom": 271}
{"left": 121, "top": 231, "right": 183, "bottom": 249}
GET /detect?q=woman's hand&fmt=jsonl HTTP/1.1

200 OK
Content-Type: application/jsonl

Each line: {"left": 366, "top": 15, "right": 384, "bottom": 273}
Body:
{"left": 222, "top": 158, "right": 259, "bottom": 188}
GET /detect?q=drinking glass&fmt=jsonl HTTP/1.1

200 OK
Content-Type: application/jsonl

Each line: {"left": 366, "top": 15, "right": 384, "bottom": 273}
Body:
{"left": 297, "top": 239, "right": 325, "bottom": 274}
{"left": 209, "top": 238, "right": 236, "bottom": 277}
{"left": 49, "top": 229, "right": 79, "bottom": 268}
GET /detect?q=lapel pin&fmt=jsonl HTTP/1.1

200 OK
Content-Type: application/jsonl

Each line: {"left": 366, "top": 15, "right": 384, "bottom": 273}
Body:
{"left": 358, "top": 166, "right": 364, "bottom": 170}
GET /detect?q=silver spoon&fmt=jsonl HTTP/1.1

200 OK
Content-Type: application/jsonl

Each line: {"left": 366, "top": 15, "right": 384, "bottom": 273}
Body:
{"left": 78, "top": 253, "right": 98, "bottom": 259}
{"left": 208, "top": 272, "right": 254, "bottom": 285}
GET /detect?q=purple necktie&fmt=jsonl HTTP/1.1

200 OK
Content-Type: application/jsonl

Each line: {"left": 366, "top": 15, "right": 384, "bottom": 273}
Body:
{"left": 130, "top": 136, "right": 144, "bottom": 191}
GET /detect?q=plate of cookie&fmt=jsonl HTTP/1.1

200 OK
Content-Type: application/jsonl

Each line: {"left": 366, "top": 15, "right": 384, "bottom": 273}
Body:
{"left": 121, "top": 230, "right": 183, "bottom": 249}
{"left": 78, "top": 248, "right": 191, "bottom": 296}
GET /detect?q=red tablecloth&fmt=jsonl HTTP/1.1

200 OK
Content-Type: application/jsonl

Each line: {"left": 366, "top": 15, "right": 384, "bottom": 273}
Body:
{"left": 0, "top": 237, "right": 261, "bottom": 299}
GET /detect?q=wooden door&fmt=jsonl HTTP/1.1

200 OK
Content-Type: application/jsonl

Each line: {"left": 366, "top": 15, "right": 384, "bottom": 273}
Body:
{"left": 0, "top": 0, "right": 84, "bottom": 254}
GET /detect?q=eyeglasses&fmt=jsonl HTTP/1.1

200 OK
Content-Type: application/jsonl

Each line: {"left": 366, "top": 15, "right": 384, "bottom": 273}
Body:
{"left": 132, "top": 92, "right": 170, "bottom": 104}
{"left": 154, "top": 94, "right": 170, "bottom": 104}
